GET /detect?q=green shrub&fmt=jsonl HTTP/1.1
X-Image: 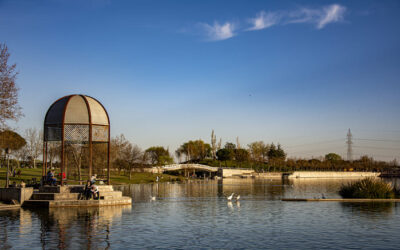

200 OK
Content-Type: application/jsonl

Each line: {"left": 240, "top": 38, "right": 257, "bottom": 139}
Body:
{"left": 339, "top": 178, "right": 395, "bottom": 199}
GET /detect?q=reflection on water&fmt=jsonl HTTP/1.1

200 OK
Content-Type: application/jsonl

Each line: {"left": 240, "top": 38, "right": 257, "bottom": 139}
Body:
{"left": 1, "top": 178, "right": 400, "bottom": 249}
{"left": 0, "top": 206, "right": 131, "bottom": 249}
{"left": 340, "top": 202, "right": 397, "bottom": 217}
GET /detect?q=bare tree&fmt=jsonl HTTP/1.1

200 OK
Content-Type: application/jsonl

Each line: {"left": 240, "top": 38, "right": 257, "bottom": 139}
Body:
{"left": 67, "top": 144, "right": 85, "bottom": 182}
{"left": 25, "top": 128, "right": 42, "bottom": 168}
{"left": 111, "top": 134, "right": 130, "bottom": 173}
{"left": 47, "top": 142, "right": 60, "bottom": 169}
{"left": 217, "top": 138, "right": 222, "bottom": 151}
{"left": 120, "top": 143, "right": 143, "bottom": 180}
{"left": 0, "top": 43, "right": 22, "bottom": 129}
{"left": 211, "top": 130, "right": 217, "bottom": 160}
{"left": 11, "top": 146, "right": 28, "bottom": 173}
{"left": 236, "top": 136, "right": 241, "bottom": 149}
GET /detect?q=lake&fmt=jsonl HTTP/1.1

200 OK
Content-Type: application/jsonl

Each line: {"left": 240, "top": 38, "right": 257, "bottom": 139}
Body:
{"left": 1, "top": 178, "right": 400, "bottom": 249}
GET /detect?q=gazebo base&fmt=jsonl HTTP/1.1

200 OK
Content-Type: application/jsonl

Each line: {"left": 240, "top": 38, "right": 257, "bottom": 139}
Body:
{"left": 23, "top": 185, "right": 132, "bottom": 208}
{"left": 23, "top": 197, "right": 132, "bottom": 207}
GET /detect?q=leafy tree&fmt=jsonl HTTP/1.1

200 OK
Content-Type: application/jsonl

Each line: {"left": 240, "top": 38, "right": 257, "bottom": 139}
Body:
{"left": 0, "top": 43, "right": 22, "bottom": 129}
{"left": 0, "top": 130, "right": 26, "bottom": 174}
{"left": 248, "top": 141, "right": 269, "bottom": 162}
{"left": 325, "top": 153, "right": 342, "bottom": 162}
{"left": 0, "top": 130, "right": 26, "bottom": 151}
{"left": 216, "top": 148, "right": 233, "bottom": 167}
{"left": 175, "top": 140, "right": 211, "bottom": 162}
{"left": 359, "top": 155, "right": 374, "bottom": 163}
{"left": 235, "top": 148, "right": 249, "bottom": 162}
{"left": 224, "top": 142, "right": 236, "bottom": 150}
{"left": 267, "top": 143, "right": 286, "bottom": 160}
{"left": 145, "top": 146, "right": 173, "bottom": 166}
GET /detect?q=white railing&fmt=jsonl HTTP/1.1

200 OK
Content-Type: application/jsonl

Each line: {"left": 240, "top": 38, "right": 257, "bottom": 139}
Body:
{"left": 162, "top": 164, "right": 218, "bottom": 172}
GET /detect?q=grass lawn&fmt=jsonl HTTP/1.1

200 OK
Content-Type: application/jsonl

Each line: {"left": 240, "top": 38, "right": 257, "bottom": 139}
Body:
{"left": 0, "top": 167, "right": 183, "bottom": 187}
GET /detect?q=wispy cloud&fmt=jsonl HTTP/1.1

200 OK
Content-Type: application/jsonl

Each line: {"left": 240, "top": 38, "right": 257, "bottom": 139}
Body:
{"left": 201, "top": 22, "right": 236, "bottom": 41}
{"left": 248, "top": 11, "right": 280, "bottom": 31}
{"left": 196, "top": 4, "right": 346, "bottom": 41}
{"left": 288, "top": 4, "right": 346, "bottom": 29}
{"left": 317, "top": 4, "right": 346, "bottom": 29}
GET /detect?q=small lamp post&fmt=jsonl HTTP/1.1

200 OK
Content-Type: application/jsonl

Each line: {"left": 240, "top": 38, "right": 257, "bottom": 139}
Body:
{"left": 5, "top": 148, "right": 11, "bottom": 188}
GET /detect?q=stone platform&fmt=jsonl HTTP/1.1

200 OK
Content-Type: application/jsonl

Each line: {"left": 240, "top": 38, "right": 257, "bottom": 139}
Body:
{"left": 23, "top": 185, "right": 132, "bottom": 208}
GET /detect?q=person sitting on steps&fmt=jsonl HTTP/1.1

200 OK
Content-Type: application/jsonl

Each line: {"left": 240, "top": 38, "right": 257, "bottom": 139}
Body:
{"left": 90, "top": 174, "right": 97, "bottom": 185}
{"left": 91, "top": 184, "right": 99, "bottom": 200}
{"left": 46, "top": 170, "right": 57, "bottom": 186}
{"left": 83, "top": 180, "right": 92, "bottom": 200}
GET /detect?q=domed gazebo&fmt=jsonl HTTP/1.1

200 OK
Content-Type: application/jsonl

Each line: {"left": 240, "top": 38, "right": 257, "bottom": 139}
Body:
{"left": 43, "top": 95, "right": 110, "bottom": 185}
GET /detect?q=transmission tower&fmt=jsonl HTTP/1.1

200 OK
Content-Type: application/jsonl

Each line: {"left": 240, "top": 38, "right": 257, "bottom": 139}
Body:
{"left": 347, "top": 128, "right": 353, "bottom": 162}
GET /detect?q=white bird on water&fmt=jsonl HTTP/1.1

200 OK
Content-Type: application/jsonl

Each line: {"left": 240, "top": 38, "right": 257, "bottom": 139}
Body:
{"left": 236, "top": 195, "right": 240, "bottom": 201}
{"left": 150, "top": 196, "right": 156, "bottom": 201}
{"left": 227, "top": 193, "right": 235, "bottom": 201}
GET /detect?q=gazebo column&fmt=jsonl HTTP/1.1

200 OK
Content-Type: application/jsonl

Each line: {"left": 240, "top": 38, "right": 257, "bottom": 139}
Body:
{"left": 83, "top": 96, "right": 93, "bottom": 179}
{"left": 42, "top": 141, "right": 47, "bottom": 177}
{"left": 89, "top": 131, "right": 93, "bottom": 178}
{"left": 107, "top": 127, "right": 111, "bottom": 185}
{"left": 61, "top": 140, "right": 65, "bottom": 186}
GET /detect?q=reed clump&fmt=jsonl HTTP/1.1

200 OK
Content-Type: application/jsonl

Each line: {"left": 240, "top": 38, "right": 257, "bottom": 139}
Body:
{"left": 339, "top": 178, "right": 395, "bottom": 199}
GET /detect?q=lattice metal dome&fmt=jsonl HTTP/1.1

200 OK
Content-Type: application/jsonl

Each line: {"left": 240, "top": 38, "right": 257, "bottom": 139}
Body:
{"left": 44, "top": 95, "right": 110, "bottom": 143}
{"left": 43, "top": 94, "right": 111, "bottom": 185}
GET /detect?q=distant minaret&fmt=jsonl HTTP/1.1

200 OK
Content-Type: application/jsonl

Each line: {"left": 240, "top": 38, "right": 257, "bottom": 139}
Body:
{"left": 347, "top": 128, "right": 353, "bottom": 162}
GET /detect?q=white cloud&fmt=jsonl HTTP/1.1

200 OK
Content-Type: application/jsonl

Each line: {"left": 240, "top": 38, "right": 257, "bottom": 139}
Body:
{"left": 287, "top": 4, "right": 346, "bottom": 29}
{"left": 248, "top": 11, "right": 279, "bottom": 31}
{"left": 195, "top": 4, "right": 346, "bottom": 41}
{"left": 202, "top": 22, "right": 236, "bottom": 41}
{"left": 317, "top": 4, "right": 346, "bottom": 29}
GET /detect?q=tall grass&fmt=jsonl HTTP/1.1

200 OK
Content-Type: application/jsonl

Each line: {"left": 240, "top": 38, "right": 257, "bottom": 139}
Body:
{"left": 339, "top": 178, "right": 395, "bottom": 199}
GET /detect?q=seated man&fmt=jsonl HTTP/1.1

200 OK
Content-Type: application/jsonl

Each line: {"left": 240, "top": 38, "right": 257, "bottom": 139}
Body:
{"left": 83, "top": 180, "right": 92, "bottom": 200}
{"left": 90, "top": 174, "right": 97, "bottom": 185}
{"left": 91, "top": 184, "right": 99, "bottom": 200}
{"left": 46, "top": 170, "right": 57, "bottom": 186}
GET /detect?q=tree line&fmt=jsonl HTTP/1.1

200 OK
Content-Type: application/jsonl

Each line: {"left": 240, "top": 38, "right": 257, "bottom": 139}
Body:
{"left": 172, "top": 130, "right": 398, "bottom": 172}
{"left": 0, "top": 42, "right": 398, "bottom": 175}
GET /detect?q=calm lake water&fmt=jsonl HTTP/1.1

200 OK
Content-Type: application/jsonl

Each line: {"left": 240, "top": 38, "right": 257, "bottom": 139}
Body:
{"left": 1, "top": 178, "right": 400, "bottom": 249}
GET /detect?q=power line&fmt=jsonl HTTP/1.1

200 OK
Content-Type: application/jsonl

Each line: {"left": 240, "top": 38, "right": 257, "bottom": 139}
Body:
{"left": 285, "top": 139, "right": 343, "bottom": 148}
{"left": 353, "top": 145, "right": 400, "bottom": 151}
{"left": 289, "top": 146, "right": 344, "bottom": 154}
{"left": 354, "top": 138, "right": 400, "bottom": 143}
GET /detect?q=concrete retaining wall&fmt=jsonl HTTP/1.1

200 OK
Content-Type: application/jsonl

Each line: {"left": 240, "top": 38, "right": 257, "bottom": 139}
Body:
{"left": 255, "top": 172, "right": 283, "bottom": 178}
{"left": 288, "top": 171, "right": 380, "bottom": 178}
{"left": 222, "top": 169, "right": 255, "bottom": 177}
{"left": 0, "top": 187, "right": 34, "bottom": 203}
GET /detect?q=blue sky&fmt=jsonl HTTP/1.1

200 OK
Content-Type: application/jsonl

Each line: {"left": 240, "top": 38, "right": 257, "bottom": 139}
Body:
{"left": 1, "top": 0, "right": 399, "bottom": 161}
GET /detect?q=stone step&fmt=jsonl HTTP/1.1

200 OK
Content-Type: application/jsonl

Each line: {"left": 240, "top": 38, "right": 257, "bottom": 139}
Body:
{"left": 38, "top": 185, "right": 115, "bottom": 193}
{"left": 22, "top": 197, "right": 132, "bottom": 207}
{"left": 100, "top": 192, "right": 123, "bottom": 200}
{"left": 0, "top": 204, "right": 21, "bottom": 210}
{"left": 39, "top": 186, "right": 70, "bottom": 193}
{"left": 31, "top": 193, "right": 79, "bottom": 201}
{"left": 68, "top": 185, "right": 115, "bottom": 193}
{"left": 97, "top": 186, "right": 115, "bottom": 192}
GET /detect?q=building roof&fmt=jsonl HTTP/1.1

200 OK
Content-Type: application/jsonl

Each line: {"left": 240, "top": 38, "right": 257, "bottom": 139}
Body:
{"left": 44, "top": 95, "right": 109, "bottom": 126}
